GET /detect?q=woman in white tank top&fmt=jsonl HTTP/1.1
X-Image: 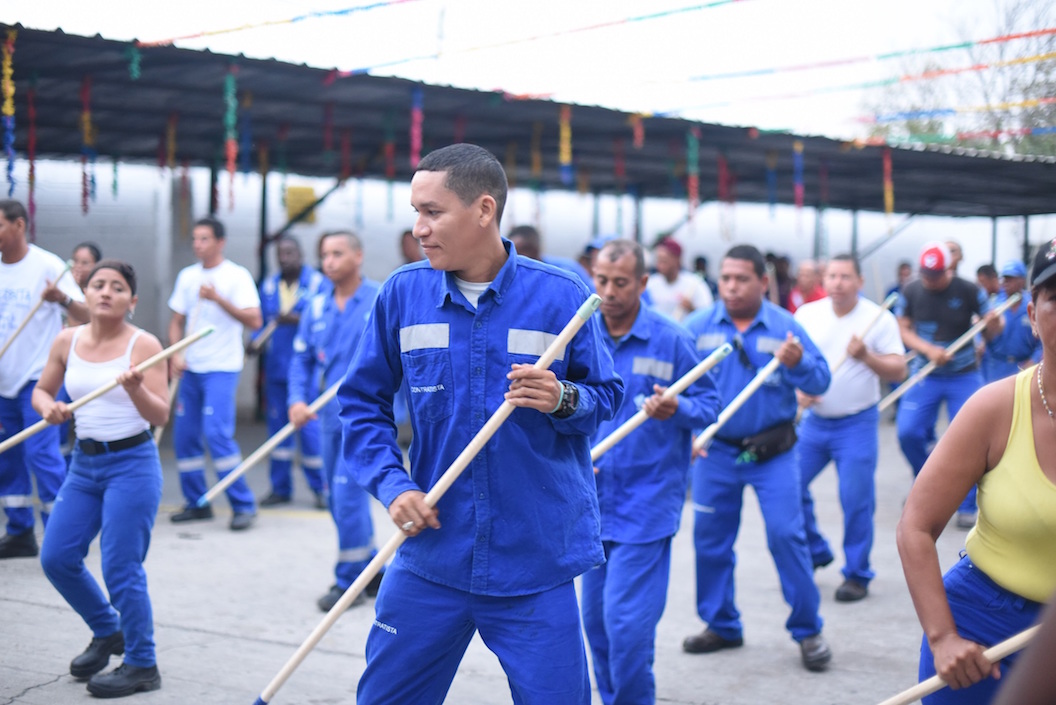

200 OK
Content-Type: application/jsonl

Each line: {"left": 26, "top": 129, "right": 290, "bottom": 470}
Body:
{"left": 31, "top": 260, "right": 168, "bottom": 699}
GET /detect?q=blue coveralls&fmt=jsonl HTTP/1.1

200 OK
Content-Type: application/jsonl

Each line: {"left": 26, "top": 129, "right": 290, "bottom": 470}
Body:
{"left": 252, "top": 266, "right": 327, "bottom": 500}
{"left": 338, "top": 242, "right": 623, "bottom": 705}
{"left": 0, "top": 382, "right": 67, "bottom": 535}
{"left": 684, "top": 300, "right": 830, "bottom": 644}
{"left": 585, "top": 305, "right": 721, "bottom": 705}
{"left": 896, "top": 281, "right": 988, "bottom": 515}
{"left": 981, "top": 290, "right": 1037, "bottom": 383}
{"left": 289, "top": 279, "right": 381, "bottom": 590}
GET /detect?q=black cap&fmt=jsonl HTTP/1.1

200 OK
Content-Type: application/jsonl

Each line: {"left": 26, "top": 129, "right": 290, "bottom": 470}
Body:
{"left": 1031, "top": 238, "right": 1056, "bottom": 289}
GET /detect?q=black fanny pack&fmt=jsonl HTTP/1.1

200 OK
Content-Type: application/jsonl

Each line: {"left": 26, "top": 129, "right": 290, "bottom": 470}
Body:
{"left": 731, "top": 421, "right": 797, "bottom": 464}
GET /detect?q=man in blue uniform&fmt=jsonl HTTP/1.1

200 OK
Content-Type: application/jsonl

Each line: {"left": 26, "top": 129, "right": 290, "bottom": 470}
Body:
{"left": 682, "top": 244, "right": 833, "bottom": 672}
{"left": 896, "top": 241, "right": 1002, "bottom": 529}
{"left": 981, "top": 260, "right": 1037, "bottom": 383}
{"left": 289, "top": 230, "right": 382, "bottom": 612}
{"left": 338, "top": 143, "right": 622, "bottom": 704}
{"left": 585, "top": 239, "right": 721, "bottom": 704}
{"left": 251, "top": 236, "right": 327, "bottom": 508}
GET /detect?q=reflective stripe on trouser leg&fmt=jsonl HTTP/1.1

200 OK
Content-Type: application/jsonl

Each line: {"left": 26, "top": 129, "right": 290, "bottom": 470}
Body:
{"left": 329, "top": 430, "right": 377, "bottom": 587}
{"left": 201, "top": 371, "right": 255, "bottom": 512}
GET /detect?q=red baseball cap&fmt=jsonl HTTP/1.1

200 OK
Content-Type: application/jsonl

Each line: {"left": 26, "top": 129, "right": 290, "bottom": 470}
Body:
{"left": 919, "top": 242, "right": 951, "bottom": 274}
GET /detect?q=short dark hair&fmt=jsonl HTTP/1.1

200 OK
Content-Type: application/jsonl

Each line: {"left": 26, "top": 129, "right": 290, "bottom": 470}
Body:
{"left": 88, "top": 259, "right": 137, "bottom": 296}
{"left": 194, "top": 216, "right": 226, "bottom": 240}
{"left": 416, "top": 144, "right": 508, "bottom": 227}
{"left": 74, "top": 242, "right": 102, "bottom": 264}
{"left": 976, "top": 264, "right": 998, "bottom": 279}
{"left": 724, "top": 244, "right": 766, "bottom": 278}
{"left": 320, "top": 230, "right": 362, "bottom": 251}
{"left": 831, "top": 253, "right": 861, "bottom": 276}
{"left": 0, "top": 199, "right": 27, "bottom": 224}
{"left": 598, "top": 239, "right": 646, "bottom": 278}
{"left": 508, "top": 225, "right": 541, "bottom": 244}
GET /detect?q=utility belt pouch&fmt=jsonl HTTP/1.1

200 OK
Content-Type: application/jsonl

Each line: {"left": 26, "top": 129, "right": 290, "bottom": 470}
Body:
{"left": 736, "top": 421, "right": 797, "bottom": 464}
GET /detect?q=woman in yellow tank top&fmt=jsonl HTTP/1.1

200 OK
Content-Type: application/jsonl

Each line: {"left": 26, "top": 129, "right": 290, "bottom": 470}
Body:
{"left": 897, "top": 240, "right": 1056, "bottom": 704}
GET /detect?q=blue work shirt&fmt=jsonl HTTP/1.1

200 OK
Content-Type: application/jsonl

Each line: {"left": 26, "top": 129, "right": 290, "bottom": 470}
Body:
{"left": 289, "top": 279, "right": 380, "bottom": 430}
{"left": 683, "top": 300, "right": 830, "bottom": 441}
{"left": 543, "top": 254, "right": 595, "bottom": 293}
{"left": 983, "top": 289, "right": 1037, "bottom": 364}
{"left": 593, "top": 305, "right": 722, "bottom": 544}
{"left": 338, "top": 240, "right": 623, "bottom": 596}
{"left": 253, "top": 265, "right": 328, "bottom": 381}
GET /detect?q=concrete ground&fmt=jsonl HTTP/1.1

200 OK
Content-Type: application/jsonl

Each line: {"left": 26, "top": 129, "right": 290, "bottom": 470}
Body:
{"left": 1, "top": 414, "right": 970, "bottom": 705}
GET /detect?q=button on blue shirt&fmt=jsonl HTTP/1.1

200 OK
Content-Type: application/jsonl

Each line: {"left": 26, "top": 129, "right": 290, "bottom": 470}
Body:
{"left": 289, "top": 279, "right": 380, "bottom": 430}
{"left": 253, "top": 265, "right": 328, "bottom": 380}
{"left": 683, "top": 300, "right": 830, "bottom": 440}
{"left": 593, "top": 305, "right": 722, "bottom": 543}
{"left": 338, "top": 241, "right": 623, "bottom": 596}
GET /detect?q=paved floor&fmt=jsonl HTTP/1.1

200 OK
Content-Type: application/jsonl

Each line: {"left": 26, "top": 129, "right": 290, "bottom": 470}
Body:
{"left": 2, "top": 414, "right": 971, "bottom": 705}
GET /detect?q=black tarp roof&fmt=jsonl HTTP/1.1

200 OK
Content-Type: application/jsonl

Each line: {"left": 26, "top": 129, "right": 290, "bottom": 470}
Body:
{"left": 9, "top": 24, "right": 1056, "bottom": 217}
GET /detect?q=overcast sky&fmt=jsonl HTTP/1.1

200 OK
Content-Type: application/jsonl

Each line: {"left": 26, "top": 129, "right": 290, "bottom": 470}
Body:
{"left": 7, "top": 0, "right": 1022, "bottom": 139}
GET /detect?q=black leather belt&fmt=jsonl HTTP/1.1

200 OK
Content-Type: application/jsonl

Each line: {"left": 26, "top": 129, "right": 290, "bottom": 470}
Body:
{"left": 78, "top": 430, "right": 152, "bottom": 455}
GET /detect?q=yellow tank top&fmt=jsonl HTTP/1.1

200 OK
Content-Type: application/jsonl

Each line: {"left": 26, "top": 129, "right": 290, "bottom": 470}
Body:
{"left": 966, "top": 366, "right": 1056, "bottom": 603}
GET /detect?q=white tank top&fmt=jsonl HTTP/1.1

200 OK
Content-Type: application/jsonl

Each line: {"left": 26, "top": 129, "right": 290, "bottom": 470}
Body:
{"left": 64, "top": 327, "right": 150, "bottom": 441}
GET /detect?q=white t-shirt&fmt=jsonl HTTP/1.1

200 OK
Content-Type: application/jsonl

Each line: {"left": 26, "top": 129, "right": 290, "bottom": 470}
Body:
{"left": 0, "top": 245, "right": 85, "bottom": 397}
{"left": 168, "top": 259, "right": 260, "bottom": 373}
{"left": 646, "top": 270, "right": 714, "bottom": 323}
{"left": 794, "top": 296, "right": 905, "bottom": 418}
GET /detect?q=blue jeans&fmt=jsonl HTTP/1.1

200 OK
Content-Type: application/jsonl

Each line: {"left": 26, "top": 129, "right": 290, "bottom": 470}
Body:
{"left": 581, "top": 538, "right": 671, "bottom": 705}
{"left": 897, "top": 372, "right": 982, "bottom": 514}
{"left": 0, "top": 380, "right": 66, "bottom": 534}
{"left": 40, "top": 440, "right": 163, "bottom": 667}
{"left": 691, "top": 442, "right": 823, "bottom": 642}
{"left": 919, "top": 555, "right": 1041, "bottom": 705}
{"left": 321, "top": 409, "right": 377, "bottom": 588}
{"left": 264, "top": 378, "right": 323, "bottom": 498}
{"left": 173, "top": 371, "right": 255, "bottom": 512}
{"left": 798, "top": 407, "right": 878, "bottom": 584}
{"left": 358, "top": 559, "right": 590, "bottom": 705}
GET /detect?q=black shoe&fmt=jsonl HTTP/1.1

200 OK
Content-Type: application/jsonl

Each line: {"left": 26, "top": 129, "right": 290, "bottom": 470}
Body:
{"left": 229, "top": 512, "right": 256, "bottom": 531}
{"left": 70, "top": 632, "right": 125, "bottom": 679}
{"left": 87, "top": 663, "right": 161, "bottom": 698}
{"left": 317, "top": 584, "right": 365, "bottom": 612}
{"left": 835, "top": 579, "right": 868, "bottom": 603}
{"left": 365, "top": 571, "right": 384, "bottom": 598}
{"left": 800, "top": 634, "right": 832, "bottom": 672}
{"left": 0, "top": 530, "right": 38, "bottom": 558}
{"left": 259, "top": 493, "right": 291, "bottom": 507}
{"left": 682, "top": 628, "right": 743, "bottom": 654}
{"left": 313, "top": 492, "right": 328, "bottom": 510}
{"left": 170, "top": 505, "right": 214, "bottom": 523}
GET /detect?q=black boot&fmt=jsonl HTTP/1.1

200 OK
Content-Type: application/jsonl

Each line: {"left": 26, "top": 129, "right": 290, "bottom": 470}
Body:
{"left": 70, "top": 632, "right": 125, "bottom": 679}
{"left": 0, "top": 530, "right": 38, "bottom": 558}
{"left": 87, "top": 663, "right": 162, "bottom": 698}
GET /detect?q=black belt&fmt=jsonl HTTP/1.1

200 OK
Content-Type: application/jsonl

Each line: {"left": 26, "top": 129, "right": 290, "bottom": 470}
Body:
{"left": 78, "top": 430, "right": 152, "bottom": 455}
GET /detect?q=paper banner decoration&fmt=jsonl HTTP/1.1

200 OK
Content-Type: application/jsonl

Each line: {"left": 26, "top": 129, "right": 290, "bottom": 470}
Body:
{"left": 882, "top": 147, "right": 893, "bottom": 215}
{"left": 80, "top": 75, "right": 97, "bottom": 213}
{"left": 239, "top": 93, "right": 253, "bottom": 177}
{"left": 166, "top": 113, "right": 178, "bottom": 168}
{"left": 765, "top": 150, "right": 778, "bottom": 216}
{"left": 559, "top": 106, "right": 573, "bottom": 185}
{"left": 410, "top": 87, "right": 423, "bottom": 168}
{"left": 27, "top": 86, "right": 36, "bottom": 239}
{"left": 686, "top": 127, "right": 700, "bottom": 217}
{"left": 505, "top": 142, "right": 517, "bottom": 189}
{"left": 629, "top": 113, "right": 645, "bottom": 149}
{"left": 125, "top": 45, "right": 141, "bottom": 80}
{"left": 223, "top": 66, "right": 238, "bottom": 210}
{"left": 531, "top": 122, "right": 543, "bottom": 181}
{"left": 717, "top": 152, "right": 730, "bottom": 204}
{"left": 792, "top": 141, "right": 804, "bottom": 209}
{"left": 2, "top": 29, "right": 15, "bottom": 197}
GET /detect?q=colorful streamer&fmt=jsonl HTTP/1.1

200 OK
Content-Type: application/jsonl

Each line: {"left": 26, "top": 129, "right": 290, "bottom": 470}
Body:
{"left": 27, "top": 86, "right": 35, "bottom": 239}
{"left": 125, "top": 45, "right": 141, "bottom": 80}
{"left": 629, "top": 114, "right": 645, "bottom": 149}
{"left": 409, "top": 87, "right": 423, "bottom": 168}
{"left": 717, "top": 152, "right": 730, "bottom": 204}
{"left": 2, "top": 30, "right": 15, "bottom": 197}
{"left": 531, "top": 122, "right": 543, "bottom": 180}
{"left": 686, "top": 127, "right": 700, "bottom": 216}
{"left": 166, "top": 113, "right": 178, "bottom": 168}
{"left": 80, "top": 75, "right": 97, "bottom": 213}
{"left": 223, "top": 66, "right": 238, "bottom": 210}
{"left": 865, "top": 95, "right": 1056, "bottom": 124}
{"left": 558, "top": 106, "right": 573, "bottom": 186}
{"left": 239, "top": 93, "right": 253, "bottom": 176}
{"left": 792, "top": 140, "right": 804, "bottom": 210}
{"left": 882, "top": 147, "right": 893, "bottom": 215}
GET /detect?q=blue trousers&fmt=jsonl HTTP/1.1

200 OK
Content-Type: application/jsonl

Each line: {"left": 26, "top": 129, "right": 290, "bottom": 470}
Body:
{"left": 40, "top": 441, "right": 163, "bottom": 667}
{"left": 897, "top": 372, "right": 981, "bottom": 514}
{"left": 321, "top": 413, "right": 376, "bottom": 588}
{"left": 581, "top": 538, "right": 671, "bottom": 705}
{"left": 0, "top": 381, "right": 66, "bottom": 535}
{"left": 919, "top": 555, "right": 1041, "bottom": 705}
{"left": 173, "top": 371, "right": 255, "bottom": 512}
{"left": 264, "top": 378, "right": 323, "bottom": 498}
{"left": 358, "top": 559, "right": 590, "bottom": 705}
{"left": 691, "top": 442, "right": 823, "bottom": 642}
{"left": 798, "top": 407, "right": 878, "bottom": 584}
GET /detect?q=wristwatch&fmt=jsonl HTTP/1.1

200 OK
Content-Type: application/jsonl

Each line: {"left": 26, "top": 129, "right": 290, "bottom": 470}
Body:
{"left": 552, "top": 381, "right": 579, "bottom": 419}
{"left": 60, "top": 294, "right": 72, "bottom": 308}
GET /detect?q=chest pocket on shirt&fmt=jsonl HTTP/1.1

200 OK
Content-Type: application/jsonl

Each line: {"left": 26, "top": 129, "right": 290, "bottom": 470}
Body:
{"left": 506, "top": 328, "right": 568, "bottom": 429}
{"left": 403, "top": 351, "right": 454, "bottom": 423}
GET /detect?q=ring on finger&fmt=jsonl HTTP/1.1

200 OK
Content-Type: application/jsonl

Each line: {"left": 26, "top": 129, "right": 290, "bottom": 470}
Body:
{"left": 401, "top": 521, "right": 415, "bottom": 532}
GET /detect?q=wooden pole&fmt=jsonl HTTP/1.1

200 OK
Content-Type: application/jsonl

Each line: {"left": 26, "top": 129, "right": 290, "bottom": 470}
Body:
{"left": 692, "top": 350, "right": 789, "bottom": 453}
{"left": 827, "top": 292, "right": 899, "bottom": 375}
{"left": 0, "top": 260, "right": 73, "bottom": 363}
{"left": 155, "top": 298, "right": 204, "bottom": 445}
